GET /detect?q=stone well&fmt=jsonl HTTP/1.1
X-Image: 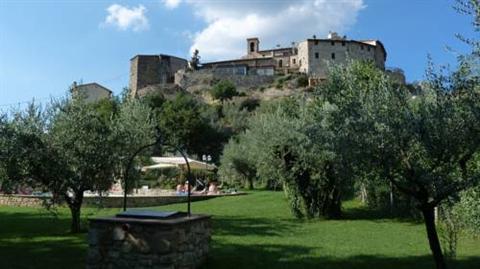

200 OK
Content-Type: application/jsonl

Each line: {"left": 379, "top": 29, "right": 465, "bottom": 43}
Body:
{"left": 86, "top": 212, "right": 211, "bottom": 269}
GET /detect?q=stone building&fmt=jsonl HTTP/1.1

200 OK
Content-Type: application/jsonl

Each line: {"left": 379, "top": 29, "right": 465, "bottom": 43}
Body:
{"left": 70, "top": 82, "right": 112, "bottom": 103}
{"left": 129, "top": 54, "right": 187, "bottom": 97}
{"left": 200, "top": 32, "right": 387, "bottom": 81}
{"left": 296, "top": 32, "right": 386, "bottom": 79}
{"left": 129, "top": 32, "right": 398, "bottom": 95}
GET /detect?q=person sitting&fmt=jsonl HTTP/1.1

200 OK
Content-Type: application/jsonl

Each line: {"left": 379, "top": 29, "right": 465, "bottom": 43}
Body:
{"left": 207, "top": 181, "right": 220, "bottom": 195}
{"left": 183, "top": 181, "right": 198, "bottom": 194}
{"left": 175, "top": 184, "right": 185, "bottom": 195}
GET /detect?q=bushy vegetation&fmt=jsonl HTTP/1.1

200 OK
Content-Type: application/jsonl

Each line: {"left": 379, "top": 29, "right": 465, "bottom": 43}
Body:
{"left": 296, "top": 74, "right": 309, "bottom": 87}
{"left": 210, "top": 80, "right": 238, "bottom": 102}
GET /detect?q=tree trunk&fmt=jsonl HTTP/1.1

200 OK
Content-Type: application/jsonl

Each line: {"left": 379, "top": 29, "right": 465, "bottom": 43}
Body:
{"left": 422, "top": 206, "right": 447, "bottom": 269}
{"left": 328, "top": 188, "right": 342, "bottom": 219}
{"left": 69, "top": 205, "right": 81, "bottom": 233}
{"left": 67, "top": 190, "right": 84, "bottom": 233}
{"left": 247, "top": 178, "right": 254, "bottom": 190}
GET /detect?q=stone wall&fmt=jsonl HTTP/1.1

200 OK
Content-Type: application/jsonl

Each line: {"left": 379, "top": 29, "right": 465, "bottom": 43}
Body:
{"left": 0, "top": 194, "right": 49, "bottom": 207}
{"left": 0, "top": 194, "right": 217, "bottom": 208}
{"left": 87, "top": 214, "right": 211, "bottom": 269}
{"left": 175, "top": 69, "right": 274, "bottom": 93}
{"left": 130, "top": 55, "right": 188, "bottom": 97}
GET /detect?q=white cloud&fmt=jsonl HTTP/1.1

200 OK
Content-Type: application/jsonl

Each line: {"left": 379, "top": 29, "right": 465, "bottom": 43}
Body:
{"left": 103, "top": 4, "right": 149, "bottom": 31}
{"left": 162, "top": 0, "right": 182, "bottom": 9}
{"left": 177, "top": 0, "right": 365, "bottom": 61}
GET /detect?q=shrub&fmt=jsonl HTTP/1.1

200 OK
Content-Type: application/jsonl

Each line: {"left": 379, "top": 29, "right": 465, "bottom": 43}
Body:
{"left": 296, "top": 74, "right": 309, "bottom": 87}
{"left": 210, "top": 80, "right": 238, "bottom": 102}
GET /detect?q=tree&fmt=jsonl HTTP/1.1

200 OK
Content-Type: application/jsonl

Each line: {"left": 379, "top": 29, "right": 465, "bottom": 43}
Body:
{"left": 1, "top": 97, "right": 157, "bottom": 233}
{"left": 154, "top": 93, "right": 226, "bottom": 159}
{"left": 318, "top": 61, "right": 480, "bottom": 269}
{"left": 454, "top": 185, "right": 480, "bottom": 234}
{"left": 0, "top": 113, "right": 16, "bottom": 192}
{"left": 219, "top": 136, "right": 257, "bottom": 189}
{"left": 111, "top": 99, "right": 156, "bottom": 191}
{"left": 2, "top": 100, "right": 115, "bottom": 232}
{"left": 219, "top": 98, "right": 352, "bottom": 218}
{"left": 454, "top": 0, "right": 479, "bottom": 53}
{"left": 210, "top": 80, "right": 238, "bottom": 102}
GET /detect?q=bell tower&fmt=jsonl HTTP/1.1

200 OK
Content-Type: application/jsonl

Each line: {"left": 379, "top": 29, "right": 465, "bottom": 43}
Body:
{"left": 247, "top": 37, "right": 259, "bottom": 55}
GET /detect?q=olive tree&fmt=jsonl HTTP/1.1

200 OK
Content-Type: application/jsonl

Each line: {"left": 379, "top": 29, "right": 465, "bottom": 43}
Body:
{"left": 220, "top": 98, "right": 352, "bottom": 218}
{"left": 0, "top": 113, "right": 15, "bottom": 191}
{"left": 1, "top": 100, "right": 115, "bottom": 232}
{"left": 454, "top": 186, "right": 480, "bottom": 234}
{"left": 2, "top": 97, "right": 157, "bottom": 233}
{"left": 319, "top": 61, "right": 480, "bottom": 269}
{"left": 218, "top": 137, "right": 257, "bottom": 189}
{"left": 111, "top": 99, "right": 156, "bottom": 191}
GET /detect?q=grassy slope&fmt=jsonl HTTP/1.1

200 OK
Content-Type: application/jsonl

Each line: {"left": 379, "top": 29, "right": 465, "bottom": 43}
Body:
{"left": 0, "top": 191, "right": 479, "bottom": 269}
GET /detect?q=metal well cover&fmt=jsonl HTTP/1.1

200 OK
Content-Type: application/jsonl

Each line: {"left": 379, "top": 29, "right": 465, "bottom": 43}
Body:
{"left": 116, "top": 210, "right": 180, "bottom": 219}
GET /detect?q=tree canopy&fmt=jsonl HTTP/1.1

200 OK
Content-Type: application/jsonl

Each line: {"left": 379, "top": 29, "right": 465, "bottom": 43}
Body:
{"left": 0, "top": 97, "right": 157, "bottom": 233}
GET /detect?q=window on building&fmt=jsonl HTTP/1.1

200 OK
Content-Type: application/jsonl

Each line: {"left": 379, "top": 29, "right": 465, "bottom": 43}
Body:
{"left": 331, "top": 53, "right": 335, "bottom": 60}
{"left": 315, "top": 52, "right": 319, "bottom": 59}
{"left": 331, "top": 41, "right": 335, "bottom": 46}
{"left": 279, "top": 59, "right": 283, "bottom": 67}
{"left": 293, "top": 59, "right": 296, "bottom": 64}
{"left": 361, "top": 45, "right": 364, "bottom": 50}
{"left": 250, "top": 42, "right": 255, "bottom": 52}
{"left": 368, "top": 47, "right": 371, "bottom": 52}
{"left": 314, "top": 40, "right": 319, "bottom": 45}
{"left": 342, "top": 41, "right": 346, "bottom": 46}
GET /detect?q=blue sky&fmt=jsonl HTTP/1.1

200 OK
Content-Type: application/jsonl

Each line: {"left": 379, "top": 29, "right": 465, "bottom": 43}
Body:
{"left": 0, "top": 0, "right": 475, "bottom": 107}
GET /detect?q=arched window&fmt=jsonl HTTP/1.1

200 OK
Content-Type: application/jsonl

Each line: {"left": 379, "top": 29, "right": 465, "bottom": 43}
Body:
{"left": 250, "top": 42, "right": 255, "bottom": 52}
{"left": 279, "top": 59, "right": 283, "bottom": 67}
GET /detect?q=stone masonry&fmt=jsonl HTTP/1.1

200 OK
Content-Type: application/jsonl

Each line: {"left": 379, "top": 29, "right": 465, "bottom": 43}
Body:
{"left": 130, "top": 55, "right": 188, "bottom": 97}
{"left": 0, "top": 194, "right": 218, "bottom": 208}
{"left": 86, "top": 214, "right": 211, "bottom": 269}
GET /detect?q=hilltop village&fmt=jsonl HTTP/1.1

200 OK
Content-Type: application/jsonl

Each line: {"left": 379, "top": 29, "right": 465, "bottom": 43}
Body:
{"left": 72, "top": 32, "right": 405, "bottom": 101}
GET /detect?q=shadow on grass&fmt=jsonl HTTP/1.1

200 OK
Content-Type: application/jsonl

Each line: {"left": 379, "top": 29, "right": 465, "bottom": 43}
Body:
{"left": 212, "top": 216, "right": 298, "bottom": 237}
{"left": 342, "top": 204, "right": 421, "bottom": 224}
{"left": 0, "top": 238, "right": 86, "bottom": 269}
{"left": 0, "top": 210, "right": 73, "bottom": 238}
{"left": 202, "top": 242, "right": 480, "bottom": 269}
{"left": 0, "top": 210, "right": 87, "bottom": 269}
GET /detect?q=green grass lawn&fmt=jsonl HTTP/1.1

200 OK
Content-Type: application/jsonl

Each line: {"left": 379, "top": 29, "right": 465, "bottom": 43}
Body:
{"left": 0, "top": 191, "right": 479, "bottom": 269}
